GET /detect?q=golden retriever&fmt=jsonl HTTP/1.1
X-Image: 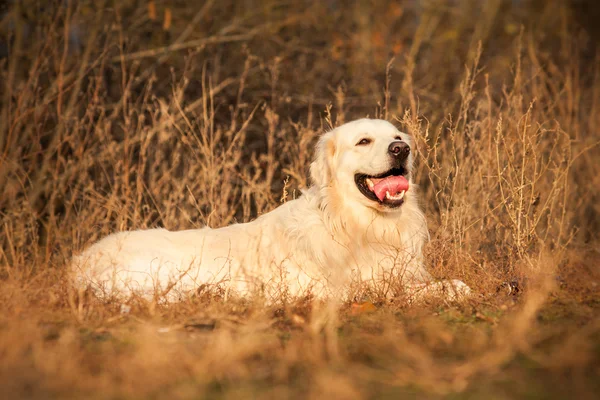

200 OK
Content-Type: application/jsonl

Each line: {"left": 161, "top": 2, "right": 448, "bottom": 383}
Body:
{"left": 73, "top": 118, "right": 470, "bottom": 302}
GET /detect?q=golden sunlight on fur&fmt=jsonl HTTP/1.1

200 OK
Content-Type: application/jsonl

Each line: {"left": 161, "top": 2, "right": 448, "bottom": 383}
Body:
{"left": 72, "top": 119, "right": 470, "bottom": 302}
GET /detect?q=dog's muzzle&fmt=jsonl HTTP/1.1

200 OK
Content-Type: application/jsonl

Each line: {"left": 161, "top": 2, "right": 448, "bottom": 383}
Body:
{"left": 388, "top": 141, "right": 410, "bottom": 162}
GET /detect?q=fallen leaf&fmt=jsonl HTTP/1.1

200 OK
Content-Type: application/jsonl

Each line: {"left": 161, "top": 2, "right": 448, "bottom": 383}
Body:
{"left": 475, "top": 311, "right": 496, "bottom": 324}
{"left": 351, "top": 301, "right": 377, "bottom": 316}
{"left": 291, "top": 313, "right": 306, "bottom": 326}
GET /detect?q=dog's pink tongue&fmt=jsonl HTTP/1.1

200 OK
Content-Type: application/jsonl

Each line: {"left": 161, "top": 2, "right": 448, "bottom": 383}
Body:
{"left": 373, "top": 176, "right": 409, "bottom": 201}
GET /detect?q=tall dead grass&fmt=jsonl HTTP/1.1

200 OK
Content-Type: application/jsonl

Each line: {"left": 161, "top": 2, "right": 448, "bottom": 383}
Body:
{"left": 0, "top": 0, "right": 599, "bottom": 398}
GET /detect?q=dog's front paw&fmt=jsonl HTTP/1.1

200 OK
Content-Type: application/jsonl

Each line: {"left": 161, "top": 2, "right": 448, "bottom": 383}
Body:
{"left": 404, "top": 279, "right": 472, "bottom": 303}
{"left": 444, "top": 279, "right": 471, "bottom": 301}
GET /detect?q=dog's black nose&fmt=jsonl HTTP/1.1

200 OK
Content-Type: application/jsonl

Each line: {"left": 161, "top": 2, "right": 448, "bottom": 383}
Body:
{"left": 388, "top": 141, "right": 410, "bottom": 158}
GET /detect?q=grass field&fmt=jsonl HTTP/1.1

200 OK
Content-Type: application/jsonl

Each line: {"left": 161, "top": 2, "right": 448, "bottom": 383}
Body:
{"left": 1, "top": 0, "right": 599, "bottom": 398}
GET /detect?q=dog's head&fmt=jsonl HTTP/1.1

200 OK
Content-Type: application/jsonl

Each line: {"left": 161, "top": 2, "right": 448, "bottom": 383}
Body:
{"left": 311, "top": 118, "right": 415, "bottom": 213}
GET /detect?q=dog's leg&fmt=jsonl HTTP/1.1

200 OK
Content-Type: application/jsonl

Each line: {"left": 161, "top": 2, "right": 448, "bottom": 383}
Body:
{"left": 405, "top": 279, "right": 471, "bottom": 302}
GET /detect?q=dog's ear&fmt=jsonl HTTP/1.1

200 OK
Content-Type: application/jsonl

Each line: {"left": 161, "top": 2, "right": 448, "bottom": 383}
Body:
{"left": 310, "top": 131, "right": 336, "bottom": 187}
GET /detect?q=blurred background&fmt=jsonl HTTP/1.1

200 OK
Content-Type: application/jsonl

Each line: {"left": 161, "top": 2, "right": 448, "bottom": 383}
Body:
{"left": 0, "top": 0, "right": 598, "bottom": 265}
{"left": 1, "top": 0, "right": 599, "bottom": 278}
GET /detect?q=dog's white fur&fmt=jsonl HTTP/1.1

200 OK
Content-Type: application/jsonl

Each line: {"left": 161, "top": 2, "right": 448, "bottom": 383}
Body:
{"left": 73, "top": 119, "right": 469, "bottom": 302}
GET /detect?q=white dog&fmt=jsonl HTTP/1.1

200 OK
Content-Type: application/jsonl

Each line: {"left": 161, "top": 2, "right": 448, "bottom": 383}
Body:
{"left": 73, "top": 119, "right": 470, "bottom": 302}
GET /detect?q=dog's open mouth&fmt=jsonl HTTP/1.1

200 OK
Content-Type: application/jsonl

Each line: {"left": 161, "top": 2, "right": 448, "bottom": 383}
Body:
{"left": 354, "top": 167, "right": 409, "bottom": 207}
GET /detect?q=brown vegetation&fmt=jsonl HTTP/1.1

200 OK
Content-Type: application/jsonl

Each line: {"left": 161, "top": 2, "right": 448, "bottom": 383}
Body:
{"left": 0, "top": 0, "right": 599, "bottom": 398}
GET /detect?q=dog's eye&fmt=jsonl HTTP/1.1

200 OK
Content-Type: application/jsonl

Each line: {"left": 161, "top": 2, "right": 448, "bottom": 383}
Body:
{"left": 356, "top": 138, "right": 372, "bottom": 146}
{"left": 394, "top": 136, "right": 402, "bottom": 141}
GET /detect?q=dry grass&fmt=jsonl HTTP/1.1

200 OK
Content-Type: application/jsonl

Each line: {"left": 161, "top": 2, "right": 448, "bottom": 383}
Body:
{"left": 1, "top": 0, "right": 599, "bottom": 398}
